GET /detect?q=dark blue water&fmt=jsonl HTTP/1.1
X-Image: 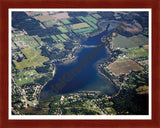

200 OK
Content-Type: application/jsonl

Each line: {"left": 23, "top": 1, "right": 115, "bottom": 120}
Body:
{"left": 40, "top": 28, "right": 118, "bottom": 99}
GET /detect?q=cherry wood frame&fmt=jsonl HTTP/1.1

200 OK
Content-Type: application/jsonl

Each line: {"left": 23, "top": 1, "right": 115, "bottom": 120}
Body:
{"left": 0, "top": 0, "right": 160, "bottom": 128}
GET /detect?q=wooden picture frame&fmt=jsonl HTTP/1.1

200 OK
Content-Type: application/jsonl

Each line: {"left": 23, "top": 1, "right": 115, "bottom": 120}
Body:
{"left": 0, "top": 0, "right": 160, "bottom": 128}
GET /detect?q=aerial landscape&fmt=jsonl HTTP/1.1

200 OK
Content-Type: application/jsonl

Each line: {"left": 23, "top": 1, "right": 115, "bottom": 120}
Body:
{"left": 11, "top": 10, "right": 149, "bottom": 116}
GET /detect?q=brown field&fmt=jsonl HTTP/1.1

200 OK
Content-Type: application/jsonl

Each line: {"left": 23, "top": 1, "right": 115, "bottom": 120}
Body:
{"left": 107, "top": 59, "right": 144, "bottom": 76}
{"left": 53, "top": 12, "right": 70, "bottom": 20}
{"left": 34, "top": 15, "right": 56, "bottom": 22}
{"left": 71, "top": 23, "right": 90, "bottom": 29}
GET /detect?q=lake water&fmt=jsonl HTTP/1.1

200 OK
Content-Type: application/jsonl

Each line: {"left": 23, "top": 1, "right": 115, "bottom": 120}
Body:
{"left": 40, "top": 28, "right": 118, "bottom": 99}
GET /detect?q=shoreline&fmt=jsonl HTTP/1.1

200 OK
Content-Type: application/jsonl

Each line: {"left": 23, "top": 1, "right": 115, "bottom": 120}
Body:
{"left": 38, "top": 65, "right": 56, "bottom": 103}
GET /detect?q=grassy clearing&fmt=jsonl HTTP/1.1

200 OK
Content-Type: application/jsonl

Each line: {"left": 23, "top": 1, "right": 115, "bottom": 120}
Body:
{"left": 15, "top": 77, "right": 34, "bottom": 86}
{"left": 17, "top": 70, "right": 38, "bottom": 77}
{"left": 14, "top": 48, "right": 49, "bottom": 70}
{"left": 57, "top": 26, "right": 68, "bottom": 33}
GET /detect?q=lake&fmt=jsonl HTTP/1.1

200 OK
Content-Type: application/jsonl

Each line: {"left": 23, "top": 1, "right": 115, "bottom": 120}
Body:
{"left": 40, "top": 27, "right": 118, "bottom": 99}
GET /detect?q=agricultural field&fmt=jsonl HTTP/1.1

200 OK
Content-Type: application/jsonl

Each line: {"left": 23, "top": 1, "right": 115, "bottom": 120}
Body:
{"left": 39, "top": 22, "right": 46, "bottom": 29}
{"left": 52, "top": 12, "right": 70, "bottom": 20}
{"left": 112, "top": 34, "right": 148, "bottom": 49}
{"left": 60, "top": 19, "right": 71, "bottom": 24}
{"left": 71, "top": 23, "right": 90, "bottom": 29}
{"left": 56, "top": 35, "right": 65, "bottom": 42}
{"left": 14, "top": 48, "right": 49, "bottom": 70}
{"left": 73, "top": 27, "right": 94, "bottom": 34}
{"left": 51, "top": 35, "right": 59, "bottom": 42}
{"left": 86, "top": 15, "right": 98, "bottom": 24}
{"left": 61, "top": 34, "right": 70, "bottom": 40}
{"left": 92, "top": 14, "right": 102, "bottom": 19}
{"left": 15, "top": 77, "right": 34, "bottom": 86}
{"left": 43, "top": 20, "right": 56, "bottom": 27}
{"left": 57, "top": 26, "right": 68, "bottom": 33}
{"left": 77, "top": 16, "right": 98, "bottom": 29}
{"left": 34, "top": 15, "right": 56, "bottom": 22}
{"left": 125, "top": 46, "right": 148, "bottom": 59}
{"left": 33, "top": 35, "right": 44, "bottom": 45}
{"left": 107, "top": 59, "right": 144, "bottom": 76}
{"left": 12, "top": 35, "right": 40, "bottom": 48}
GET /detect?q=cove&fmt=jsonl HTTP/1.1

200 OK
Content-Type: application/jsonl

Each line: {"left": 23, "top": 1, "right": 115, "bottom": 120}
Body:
{"left": 40, "top": 27, "right": 118, "bottom": 99}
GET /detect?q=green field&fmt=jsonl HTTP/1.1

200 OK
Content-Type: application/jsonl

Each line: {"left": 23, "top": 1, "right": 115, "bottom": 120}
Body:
{"left": 86, "top": 15, "right": 98, "bottom": 24}
{"left": 126, "top": 47, "right": 148, "bottom": 59}
{"left": 73, "top": 27, "right": 94, "bottom": 34}
{"left": 14, "top": 48, "right": 49, "bottom": 70}
{"left": 51, "top": 35, "right": 59, "bottom": 42}
{"left": 60, "top": 19, "right": 71, "bottom": 24}
{"left": 61, "top": 34, "right": 70, "bottom": 40}
{"left": 57, "top": 26, "right": 68, "bottom": 33}
{"left": 15, "top": 77, "right": 34, "bottom": 86}
{"left": 17, "top": 70, "right": 38, "bottom": 77}
{"left": 56, "top": 35, "right": 65, "bottom": 42}
{"left": 77, "top": 16, "right": 98, "bottom": 29}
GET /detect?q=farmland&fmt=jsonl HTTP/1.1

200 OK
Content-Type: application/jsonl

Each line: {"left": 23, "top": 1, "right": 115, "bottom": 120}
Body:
{"left": 77, "top": 16, "right": 98, "bottom": 29}
{"left": 61, "top": 34, "right": 70, "bottom": 40}
{"left": 60, "top": 19, "right": 71, "bottom": 24}
{"left": 92, "top": 14, "right": 102, "bottom": 19}
{"left": 57, "top": 26, "right": 68, "bottom": 33}
{"left": 107, "top": 59, "right": 144, "bottom": 76}
{"left": 71, "top": 23, "right": 90, "bottom": 29}
{"left": 14, "top": 48, "right": 49, "bottom": 70}
{"left": 125, "top": 47, "right": 148, "bottom": 59}
{"left": 34, "top": 15, "right": 56, "bottom": 22}
{"left": 51, "top": 35, "right": 59, "bottom": 42}
{"left": 112, "top": 34, "right": 148, "bottom": 49}
{"left": 43, "top": 20, "right": 56, "bottom": 27}
{"left": 56, "top": 35, "right": 65, "bottom": 42}
{"left": 73, "top": 27, "right": 94, "bottom": 34}
{"left": 12, "top": 35, "right": 40, "bottom": 48}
